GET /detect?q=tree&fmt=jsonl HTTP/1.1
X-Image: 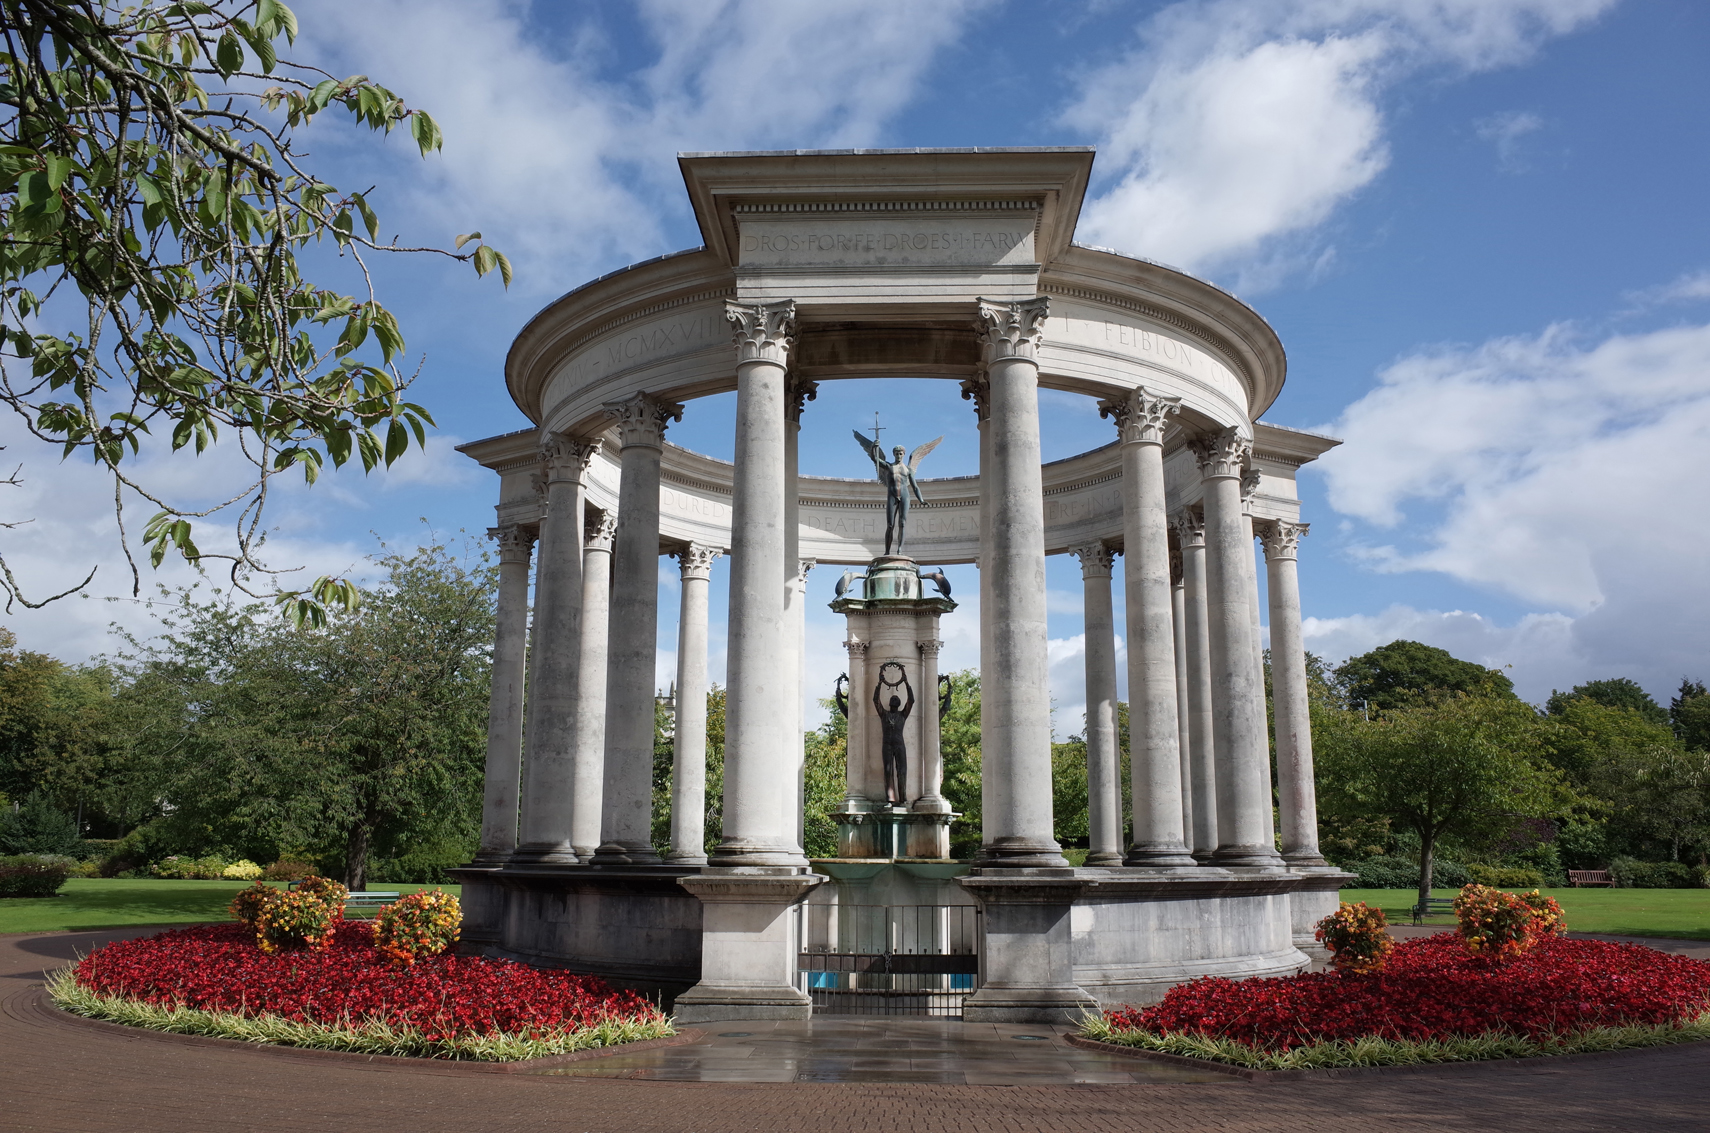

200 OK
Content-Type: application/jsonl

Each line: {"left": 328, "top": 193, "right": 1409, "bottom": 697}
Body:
{"left": 1333, "top": 640, "right": 1515, "bottom": 712}
{"left": 0, "top": 787, "right": 79, "bottom": 853}
{"left": 937, "top": 669, "right": 982, "bottom": 858}
{"left": 0, "top": 0, "right": 508, "bottom": 619}
{"left": 0, "top": 627, "right": 120, "bottom": 826}
{"left": 1541, "top": 697, "right": 1677, "bottom": 786}
{"left": 1671, "top": 679, "right": 1710, "bottom": 752}
{"left": 1546, "top": 678, "right": 1668, "bottom": 725}
{"left": 1315, "top": 694, "right": 1570, "bottom": 911}
{"left": 1590, "top": 744, "right": 1710, "bottom": 863}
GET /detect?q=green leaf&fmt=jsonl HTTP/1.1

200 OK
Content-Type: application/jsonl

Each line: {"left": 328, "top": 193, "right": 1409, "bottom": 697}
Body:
{"left": 385, "top": 418, "right": 408, "bottom": 465}
{"left": 410, "top": 111, "right": 443, "bottom": 155}
{"left": 42, "top": 154, "right": 73, "bottom": 191}
{"left": 453, "top": 231, "right": 480, "bottom": 250}
{"left": 216, "top": 31, "right": 245, "bottom": 77}
{"left": 351, "top": 192, "right": 379, "bottom": 240}
{"left": 494, "top": 250, "right": 513, "bottom": 288}
{"left": 241, "top": 26, "right": 277, "bottom": 73}
{"left": 473, "top": 244, "right": 498, "bottom": 278}
{"left": 309, "top": 79, "right": 339, "bottom": 111}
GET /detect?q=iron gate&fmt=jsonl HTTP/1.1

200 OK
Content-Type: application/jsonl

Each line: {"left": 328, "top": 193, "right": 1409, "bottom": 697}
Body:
{"left": 797, "top": 904, "right": 981, "bottom": 1017}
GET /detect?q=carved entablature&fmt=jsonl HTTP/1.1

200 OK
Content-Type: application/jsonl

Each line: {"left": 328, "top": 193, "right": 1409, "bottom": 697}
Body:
{"left": 488, "top": 524, "right": 536, "bottom": 565}
{"left": 1070, "top": 542, "right": 1117, "bottom": 579}
{"left": 540, "top": 433, "right": 599, "bottom": 485}
{"left": 1098, "top": 386, "right": 1182, "bottom": 447}
{"left": 1192, "top": 427, "right": 1252, "bottom": 481}
{"left": 1260, "top": 520, "right": 1308, "bottom": 562}
{"left": 603, "top": 393, "right": 684, "bottom": 451}
{"left": 726, "top": 299, "right": 797, "bottom": 366}
{"left": 585, "top": 509, "right": 618, "bottom": 552}
{"left": 675, "top": 542, "right": 722, "bottom": 580}
{"left": 974, "top": 296, "right": 1050, "bottom": 362}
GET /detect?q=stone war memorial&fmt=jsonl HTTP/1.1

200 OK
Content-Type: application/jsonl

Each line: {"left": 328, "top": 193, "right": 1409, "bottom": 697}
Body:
{"left": 453, "top": 148, "right": 1349, "bottom": 1023}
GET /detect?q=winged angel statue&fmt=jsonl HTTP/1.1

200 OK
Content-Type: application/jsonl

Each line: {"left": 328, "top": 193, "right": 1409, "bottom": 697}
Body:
{"left": 853, "top": 430, "right": 942, "bottom": 556}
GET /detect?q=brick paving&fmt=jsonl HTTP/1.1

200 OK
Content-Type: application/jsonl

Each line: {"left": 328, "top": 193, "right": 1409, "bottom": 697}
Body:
{"left": 5, "top": 927, "right": 1710, "bottom": 1133}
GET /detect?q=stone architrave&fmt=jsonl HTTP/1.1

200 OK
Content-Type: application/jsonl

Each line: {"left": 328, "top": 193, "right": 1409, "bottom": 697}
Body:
{"left": 476, "top": 524, "right": 534, "bottom": 863}
{"left": 593, "top": 393, "right": 683, "bottom": 864}
{"left": 1101, "top": 388, "right": 1194, "bottom": 868}
{"left": 1261, "top": 520, "right": 1330, "bottom": 869}
{"left": 1195, "top": 429, "right": 1281, "bottom": 868}
{"left": 1070, "top": 542, "right": 1123, "bottom": 867}
{"left": 970, "top": 297, "right": 1066, "bottom": 868}
{"left": 668, "top": 543, "right": 721, "bottom": 865}
{"left": 513, "top": 434, "right": 597, "bottom": 864}
{"left": 711, "top": 299, "right": 806, "bottom": 867}
{"left": 571, "top": 509, "right": 616, "bottom": 859}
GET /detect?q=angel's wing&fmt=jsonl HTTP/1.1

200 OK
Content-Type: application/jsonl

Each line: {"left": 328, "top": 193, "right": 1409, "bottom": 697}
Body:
{"left": 907, "top": 435, "right": 944, "bottom": 472}
{"left": 853, "top": 429, "right": 883, "bottom": 467}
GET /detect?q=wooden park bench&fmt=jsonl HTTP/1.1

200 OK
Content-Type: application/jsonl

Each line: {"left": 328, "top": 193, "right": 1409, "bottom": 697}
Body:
{"left": 1568, "top": 869, "right": 1614, "bottom": 887}
{"left": 287, "top": 882, "right": 399, "bottom": 916}
{"left": 1410, "top": 896, "right": 1455, "bottom": 925}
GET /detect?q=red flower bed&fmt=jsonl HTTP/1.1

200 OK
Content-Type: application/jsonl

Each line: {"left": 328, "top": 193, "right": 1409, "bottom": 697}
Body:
{"left": 75, "top": 922, "right": 661, "bottom": 1040}
{"left": 1106, "top": 934, "right": 1710, "bottom": 1051}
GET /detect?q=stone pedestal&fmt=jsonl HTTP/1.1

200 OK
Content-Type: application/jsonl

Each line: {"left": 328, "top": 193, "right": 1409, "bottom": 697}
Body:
{"left": 674, "top": 872, "right": 823, "bottom": 1021}
{"left": 959, "top": 874, "right": 1100, "bottom": 1023}
{"left": 835, "top": 809, "right": 958, "bottom": 860}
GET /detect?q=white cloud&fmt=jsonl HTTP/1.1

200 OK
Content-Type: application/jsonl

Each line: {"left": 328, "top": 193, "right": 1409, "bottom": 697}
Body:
{"left": 1065, "top": 0, "right": 1612, "bottom": 282}
{"left": 1475, "top": 109, "right": 1544, "bottom": 172}
{"left": 1316, "top": 316, "right": 1710, "bottom": 700}
{"left": 1625, "top": 269, "right": 1710, "bottom": 308}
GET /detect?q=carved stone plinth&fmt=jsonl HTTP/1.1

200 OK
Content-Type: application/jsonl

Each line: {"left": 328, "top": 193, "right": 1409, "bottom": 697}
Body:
{"left": 673, "top": 872, "right": 824, "bottom": 1021}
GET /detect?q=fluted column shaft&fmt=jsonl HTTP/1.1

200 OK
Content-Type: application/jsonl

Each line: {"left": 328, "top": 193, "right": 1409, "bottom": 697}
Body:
{"left": 477, "top": 524, "right": 534, "bottom": 862}
{"left": 959, "top": 375, "right": 997, "bottom": 843}
{"left": 973, "top": 297, "right": 1065, "bottom": 867}
{"left": 571, "top": 511, "right": 615, "bottom": 859}
{"left": 1263, "top": 521, "right": 1327, "bottom": 867}
{"left": 1102, "top": 389, "right": 1194, "bottom": 867}
{"left": 1171, "top": 554, "right": 1193, "bottom": 851}
{"left": 1072, "top": 544, "right": 1123, "bottom": 867}
{"left": 784, "top": 381, "right": 816, "bottom": 855}
{"left": 1174, "top": 510, "right": 1218, "bottom": 859}
{"left": 714, "top": 300, "right": 804, "bottom": 866}
{"left": 1198, "top": 429, "right": 1281, "bottom": 868}
{"left": 1241, "top": 474, "right": 1278, "bottom": 853}
{"left": 594, "top": 394, "right": 682, "bottom": 864}
{"left": 668, "top": 544, "right": 720, "bottom": 864}
{"left": 515, "top": 435, "right": 595, "bottom": 863}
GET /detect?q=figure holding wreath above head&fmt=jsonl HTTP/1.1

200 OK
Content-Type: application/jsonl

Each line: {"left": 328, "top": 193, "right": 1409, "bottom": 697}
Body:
{"left": 872, "top": 662, "right": 916, "bottom": 806}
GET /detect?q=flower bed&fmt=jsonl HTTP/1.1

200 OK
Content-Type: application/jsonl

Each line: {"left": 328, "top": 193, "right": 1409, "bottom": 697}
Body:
{"left": 50, "top": 922, "right": 674, "bottom": 1061}
{"left": 1083, "top": 933, "right": 1710, "bottom": 1070}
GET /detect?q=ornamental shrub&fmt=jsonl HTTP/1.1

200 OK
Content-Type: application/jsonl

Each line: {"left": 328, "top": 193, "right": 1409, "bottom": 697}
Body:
{"left": 227, "top": 882, "right": 279, "bottom": 928}
{"left": 1466, "top": 864, "right": 1547, "bottom": 889}
{"left": 262, "top": 859, "right": 315, "bottom": 882}
{"left": 373, "top": 890, "right": 463, "bottom": 966}
{"left": 1609, "top": 857, "right": 1699, "bottom": 889}
{"left": 294, "top": 875, "right": 349, "bottom": 919}
{"left": 255, "top": 889, "right": 337, "bottom": 953}
{"left": 151, "top": 854, "right": 230, "bottom": 880}
{"left": 1348, "top": 854, "right": 1470, "bottom": 890}
{"left": 0, "top": 854, "right": 73, "bottom": 897}
{"left": 1454, "top": 884, "right": 1539, "bottom": 960}
{"left": 1518, "top": 889, "right": 1567, "bottom": 938}
{"left": 1314, "top": 901, "right": 1393, "bottom": 973}
{"left": 221, "top": 860, "right": 263, "bottom": 881}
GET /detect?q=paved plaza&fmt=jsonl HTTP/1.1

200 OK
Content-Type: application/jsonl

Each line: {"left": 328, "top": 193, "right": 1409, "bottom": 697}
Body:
{"left": 6, "top": 927, "right": 1710, "bottom": 1133}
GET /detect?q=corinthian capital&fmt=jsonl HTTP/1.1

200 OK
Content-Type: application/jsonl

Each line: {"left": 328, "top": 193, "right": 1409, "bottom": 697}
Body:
{"left": 1171, "top": 508, "right": 1206, "bottom": 548}
{"left": 602, "top": 392, "right": 684, "bottom": 450}
{"left": 959, "top": 374, "right": 991, "bottom": 422}
{"left": 585, "top": 508, "right": 617, "bottom": 552}
{"left": 487, "top": 524, "right": 536, "bottom": 565}
{"left": 1241, "top": 467, "right": 1262, "bottom": 503}
{"left": 1191, "top": 427, "right": 1251, "bottom": 481}
{"left": 1098, "top": 386, "right": 1182, "bottom": 446}
{"left": 974, "top": 296, "right": 1050, "bottom": 361}
{"left": 1070, "top": 542, "right": 1116, "bottom": 579}
{"left": 540, "top": 433, "right": 600, "bottom": 484}
{"left": 675, "top": 542, "right": 722, "bottom": 580}
{"left": 1260, "top": 520, "right": 1308, "bottom": 561}
{"left": 726, "top": 300, "right": 797, "bottom": 366}
{"left": 785, "top": 376, "right": 818, "bottom": 423}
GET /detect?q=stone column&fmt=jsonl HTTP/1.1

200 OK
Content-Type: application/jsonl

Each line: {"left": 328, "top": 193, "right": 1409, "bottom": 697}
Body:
{"left": 668, "top": 543, "right": 720, "bottom": 865}
{"left": 570, "top": 509, "right": 615, "bottom": 860}
{"left": 971, "top": 297, "right": 1065, "bottom": 868}
{"left": 476, "top": 524, "right": 534, "bottom": 863}
{"left": 959, "top": 375, "right": 997, "bottom": 848}
{"left": 593, "top": 393, "right": 682, "bottom": 865}
{"left": 514, "top": 434, "right": 596, "bottom": 864}
{"left": 1171, "top": 541, "right": 1193, "bottom": 852}
{"left": 915, "top": 639, "right": 950, "bottom": 813}
{"left": 1196, "top": 428, "right": 1281, "bottom": 868}
{"left": 1173, "top": 509, "right": 1218, "bottom": 860}
{"left": 1262, "top": 521, "right": 1328, "bottom": 868}
{"left": 1101, "top": 389, "right": 1194, "bottom": 868}
{"left": 1241, "top": 470, "right": 1277, "bottom": 853}
{"left": 785, "top": 379, "right": 817, "bottom": 857}
{"left": 842, "top": 639, "right": 870, "bottom": 812}
{"left": 1071, "top": 543, "right": 1122, "bottom": 867}
{"left": 712, "top": 299, "right": 805, "bottom": 867}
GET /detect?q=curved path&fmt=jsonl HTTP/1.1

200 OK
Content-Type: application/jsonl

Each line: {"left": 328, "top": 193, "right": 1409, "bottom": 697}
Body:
{"left": 4, "top": 928, "right": 1709, "bottom": 1133}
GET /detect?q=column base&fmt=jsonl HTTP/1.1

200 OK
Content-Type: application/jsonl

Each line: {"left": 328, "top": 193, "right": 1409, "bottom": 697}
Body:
{"left": 590, "top": 841, "right": 663, "bottom": 866}
{"left": 1211, "top": 844, "right": 1286, "bottom": 870}
{"left": 1283, "top": 850, "right": 1335, "bottom": 870}
{"left": 1084, "top": 851, "right": 1125, "bottom": 867}
{"left": 975, "top": 837, "right": 1071, "bottom": 868}
{"left": 911, "top": 794, "right": 954, "bottom": 815}
{"left": 675, "top": 871, "right": 822, "bottom": 1022}
{"left": 468, "top": 848, "right": 511, "bottom": 867}
{"left": 665, "top": 851, "right": 709, "bottom": 866}
{"left": 508, "top": 841, "right": 580, "bottom": 865}
{"left": 708, "top": 838, "right": 810, "bottom": 868}
{"left": 1123, "top": 843, "right": 1199, "bottom": 869}
{"left": 961, "top": 986, "right": 1100, "bottom": 1024}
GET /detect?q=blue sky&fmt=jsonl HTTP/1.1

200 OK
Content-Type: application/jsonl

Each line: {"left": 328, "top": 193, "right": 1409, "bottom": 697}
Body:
{"left": 8, "top": 0, "right": 1708, "bottom": 733}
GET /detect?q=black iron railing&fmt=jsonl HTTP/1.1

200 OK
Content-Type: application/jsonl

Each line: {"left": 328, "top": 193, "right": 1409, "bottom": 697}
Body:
{"left": 797, "top": 904, "right": 981, "bottom": 1017}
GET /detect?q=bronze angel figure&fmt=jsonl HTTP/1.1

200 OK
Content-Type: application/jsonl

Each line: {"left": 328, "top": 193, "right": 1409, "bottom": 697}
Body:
{"left": 852, "top": 430, "right": 942, "bottom": 556}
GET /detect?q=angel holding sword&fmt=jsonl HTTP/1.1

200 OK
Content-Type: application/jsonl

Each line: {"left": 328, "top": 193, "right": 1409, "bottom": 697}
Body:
{"left": 853, "top": 422, "right": 941, "bottom": 556}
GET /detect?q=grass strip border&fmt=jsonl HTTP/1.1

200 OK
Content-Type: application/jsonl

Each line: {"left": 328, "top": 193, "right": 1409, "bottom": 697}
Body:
{"left": 1073, "top": 1013, "right": 1710, "bottom": 1078}
{"left": 46, "top": 968, "right": 678, "bottom": 1063}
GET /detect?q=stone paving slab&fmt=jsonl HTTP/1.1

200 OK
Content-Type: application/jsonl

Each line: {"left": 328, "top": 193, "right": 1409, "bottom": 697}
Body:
{"left": 7, "top": 927, "right": 1710, "bottom": 1132}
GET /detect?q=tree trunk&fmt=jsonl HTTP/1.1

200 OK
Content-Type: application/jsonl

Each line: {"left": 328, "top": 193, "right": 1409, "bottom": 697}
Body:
{"left": 345, "top": 822, "right": 371, "bottom": 892}
{"left": 1417, "top": 831, "right": 1435, "bottom": 917}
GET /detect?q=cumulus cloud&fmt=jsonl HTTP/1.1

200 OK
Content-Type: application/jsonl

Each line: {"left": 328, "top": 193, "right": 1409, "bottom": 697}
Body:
{"left": 1065, "top": 0, "right": 1612, "bottom": 282}
{"left": 1625, "top": 269, "right": 1710, "bottom": 308}
{"left": 1315, "top": 317, "right": 1710, "bottom": 699}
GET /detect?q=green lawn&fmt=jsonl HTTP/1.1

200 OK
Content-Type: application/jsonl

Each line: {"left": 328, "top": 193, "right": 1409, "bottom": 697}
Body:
{"left": 0, "top": 878, "right": 462, "bottom": 935}
{"left": 1341, "top": 887, "right": 1710, "bottom": 941}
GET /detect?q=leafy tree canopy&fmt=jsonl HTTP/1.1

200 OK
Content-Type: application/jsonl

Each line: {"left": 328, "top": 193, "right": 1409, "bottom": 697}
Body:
{"left": 1546, "top": 677, "right": 1668, "bottom": 725}
{"left": 1333, "top": 639, "right": 1515, "bottom": 711}
{"left": 0, "top": 0, "right": 508, "bottom": 622}
{"left": 1541, "top": 696, "right": 1678, "bottom": 786}
{"left": 1671, "top": 679, "right": 1710, "bottom": 752}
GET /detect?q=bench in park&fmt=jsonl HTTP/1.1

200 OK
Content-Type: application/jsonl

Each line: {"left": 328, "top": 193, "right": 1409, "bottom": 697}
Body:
{"left": 1569, "top": 869, "right": 1614, "bottom": 887}
{"left": 286, "top": 882, "right": 399, "bottom": 916}
{"left": 1410, "top": 896, "right": 1455, "bottom": 925}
